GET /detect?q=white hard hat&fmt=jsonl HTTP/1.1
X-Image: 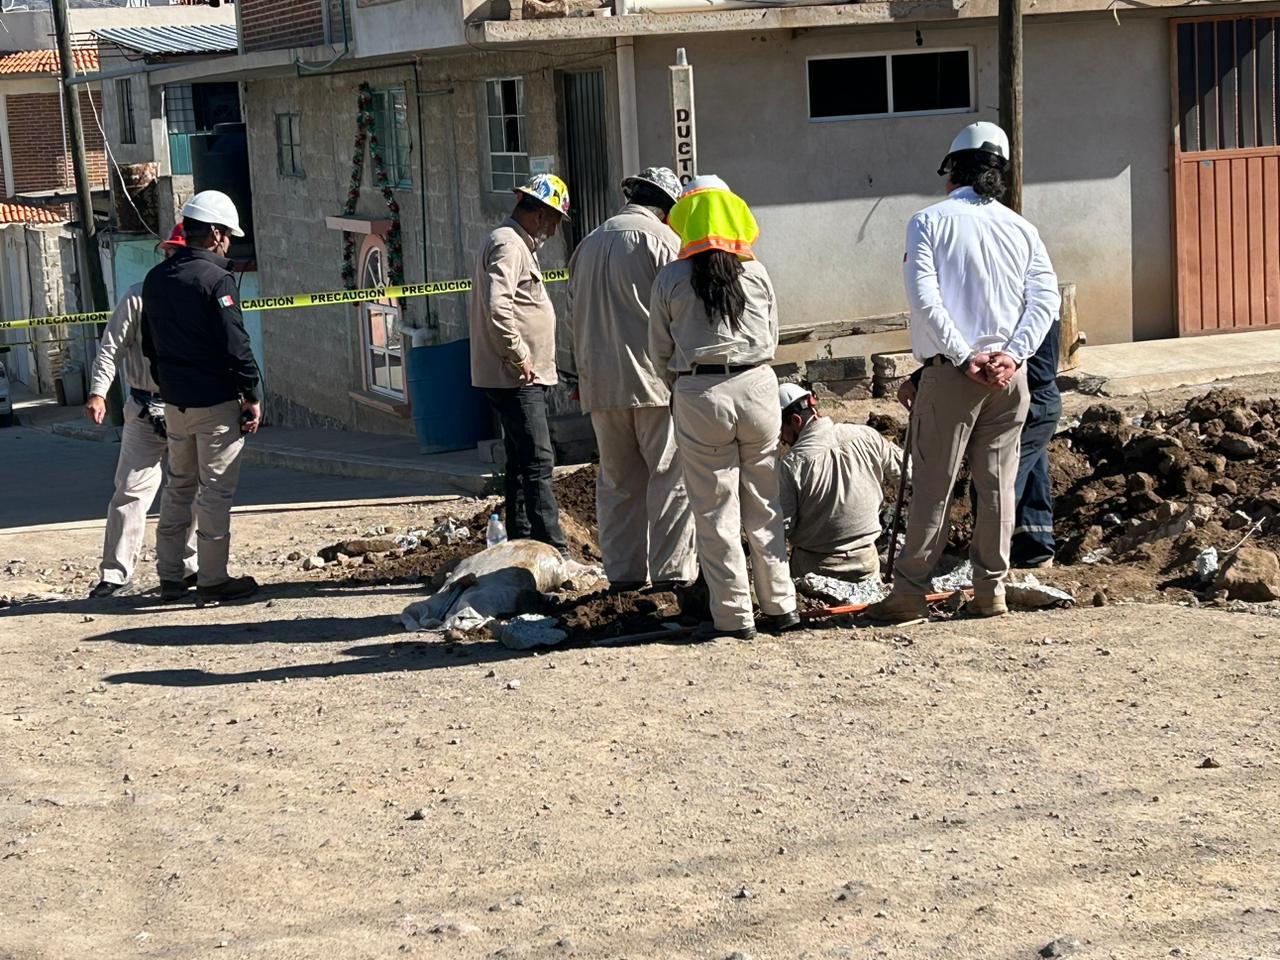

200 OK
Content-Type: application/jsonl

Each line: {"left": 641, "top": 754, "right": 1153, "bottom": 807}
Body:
{"left": 181, "top": 189, "right": 244, "bottom": 237}
{"left": 681, "top": 173, "right": 730, "bottom": 196}
{"left": 778, "top": 382, "right": 813, "bottom": 411}
{"left": 939, "top": 121, "right": 1010, "bottom": 175}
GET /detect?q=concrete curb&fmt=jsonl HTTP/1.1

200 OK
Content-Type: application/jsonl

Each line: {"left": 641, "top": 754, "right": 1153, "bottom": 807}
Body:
{"left": 1061, "top": 361, "right": 1280, "bottom": 398}
{"left": 48, "top": 421, "right": 121, "bottom": 443}
{"left": 241, "top": 443, "right": 496, "bottom": 495}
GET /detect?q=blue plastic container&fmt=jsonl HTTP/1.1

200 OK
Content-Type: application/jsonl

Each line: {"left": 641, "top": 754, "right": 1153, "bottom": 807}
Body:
{"left": 405, "top": 338, "right": 494, "bottom": 454}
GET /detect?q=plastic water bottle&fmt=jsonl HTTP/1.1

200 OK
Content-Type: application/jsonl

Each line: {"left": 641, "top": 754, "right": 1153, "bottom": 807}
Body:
{"left": 485, "top": 513, "right": 507, "bottom": 548}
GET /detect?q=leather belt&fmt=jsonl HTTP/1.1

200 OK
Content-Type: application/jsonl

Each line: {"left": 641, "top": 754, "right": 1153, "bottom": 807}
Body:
{"left": 129, "top": 388, "right": 162, "bottom": 404}
{"left": 682, "top": 363, "right": 759, "bottom": 377}
{"left": 925, "top": 355, "right": 952, "bottom": 367}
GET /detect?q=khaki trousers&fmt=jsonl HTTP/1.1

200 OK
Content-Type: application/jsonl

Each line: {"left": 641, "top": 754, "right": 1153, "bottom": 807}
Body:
{"left": 672, "top": 365, "right": 796, "bottom": 631}
{"left": 99, "top": 398, "right": 196, "bottom": 585}
{"left": 156, "top": 400, "right": 244, "bottom": 587}
{"left": 790, "top": 543, "right": 880, "bottom": 583}
{"left": 894, "top": 364, "right": 1030, "bottom": 599}
{"left": 591, "top": 406, "right": 698, "bottom": 585}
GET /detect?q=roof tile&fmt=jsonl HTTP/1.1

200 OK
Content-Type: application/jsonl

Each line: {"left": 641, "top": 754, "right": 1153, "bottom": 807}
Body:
{"left": 0, "top": 49, "right": 99, "bottom": 77}
{"left": 0, "top": 201, "right": 67, "bottom": 225}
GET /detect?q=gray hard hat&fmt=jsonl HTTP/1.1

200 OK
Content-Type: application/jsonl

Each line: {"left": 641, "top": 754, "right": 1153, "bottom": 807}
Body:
{"left": 621, "top": 167, "right": 682, "bottom": 205}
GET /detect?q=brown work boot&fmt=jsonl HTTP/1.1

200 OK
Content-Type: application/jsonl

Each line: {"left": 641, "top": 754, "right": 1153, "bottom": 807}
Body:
{"left": 966, "top": 595, "right": 1009, "bottom": 618}
{"left": 196, "top": 575, "right": 259, "bottom": 605}
{"left": 863, "top": 592, "right": 930, "bottom": 623}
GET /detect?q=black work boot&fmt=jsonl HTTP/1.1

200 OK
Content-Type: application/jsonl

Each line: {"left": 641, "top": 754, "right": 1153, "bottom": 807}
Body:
{"left": 89, "top": 580, "right": 132, "bottom": 599}
{"left": 196, "top": 576, "right": 259, "bottom": 605}
{"left": 694, "top": 622, "right": 757, "bottom": 642}
{"left": 160, "top": 579, "right": 192, "bottom": 603}
{"left": 761, "top": 610, "right": 801, "bottom": 635}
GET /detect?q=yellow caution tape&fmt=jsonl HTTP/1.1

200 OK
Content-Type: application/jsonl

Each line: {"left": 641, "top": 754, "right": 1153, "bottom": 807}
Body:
{"left": 0, "top": 310, "right": 111, "bottom": 332}
{"left": 0, "top": 268, "right": 571, "bottom": 331}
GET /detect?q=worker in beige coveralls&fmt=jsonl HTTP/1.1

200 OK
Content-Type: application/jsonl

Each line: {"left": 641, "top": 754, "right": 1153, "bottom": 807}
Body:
{"left": 566, "top": 166, "right": 697, "bottom": 591}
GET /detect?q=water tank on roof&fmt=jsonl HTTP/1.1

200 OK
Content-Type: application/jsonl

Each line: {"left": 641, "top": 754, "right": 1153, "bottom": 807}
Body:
{"left": 190, "top": 122, "right": 253, "bottom": 259}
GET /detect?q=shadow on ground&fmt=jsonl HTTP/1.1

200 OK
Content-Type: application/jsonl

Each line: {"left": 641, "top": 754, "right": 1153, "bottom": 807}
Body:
{"left": 102, "top": 637, "right": 533, "bottom": 687}
{"left": 0, "top": 579, "right": 426, "bottom": 619}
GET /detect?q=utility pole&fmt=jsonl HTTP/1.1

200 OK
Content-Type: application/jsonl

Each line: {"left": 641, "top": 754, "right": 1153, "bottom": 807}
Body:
{"left": 52, "top": 0, "right": 116, "bottom": 423}
{"left": 669, "top": 48, "right": 697, "bottom": 187}
{"left": 998, "top": 0, "right": 1023, "bottom": 213}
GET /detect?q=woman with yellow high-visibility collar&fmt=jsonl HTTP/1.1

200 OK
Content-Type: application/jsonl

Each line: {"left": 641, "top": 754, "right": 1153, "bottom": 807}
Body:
{"left": 648, "top": 175, "right": 798, "bottom": 640}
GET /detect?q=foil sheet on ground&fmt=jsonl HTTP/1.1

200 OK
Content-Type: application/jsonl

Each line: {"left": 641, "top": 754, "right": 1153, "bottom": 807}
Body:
{"left": 401, "top": 540, "right": 600, "bottom": 636}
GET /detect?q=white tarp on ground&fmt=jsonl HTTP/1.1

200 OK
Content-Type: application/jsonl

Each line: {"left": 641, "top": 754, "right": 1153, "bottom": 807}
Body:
{"left": 401, "top": 540, "right": 600, "bottom": 637}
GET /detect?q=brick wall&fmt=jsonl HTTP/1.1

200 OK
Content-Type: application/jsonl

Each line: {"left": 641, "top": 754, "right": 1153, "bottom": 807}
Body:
{"left": 241, "top": 0, "right": 327, "bottom": 52}
{"left": 6, "top": 91, "right": 108, "bottom": 196}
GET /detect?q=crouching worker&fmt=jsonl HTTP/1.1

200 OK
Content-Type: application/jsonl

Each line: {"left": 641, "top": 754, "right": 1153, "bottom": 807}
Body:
{"left": 777, "top": 383, "right": 904, "bottom": 583}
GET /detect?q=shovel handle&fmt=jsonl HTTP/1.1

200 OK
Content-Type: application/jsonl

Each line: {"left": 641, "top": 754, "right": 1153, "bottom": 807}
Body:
{"left": 800, "top": 589, "right": 972, "bottom": 621}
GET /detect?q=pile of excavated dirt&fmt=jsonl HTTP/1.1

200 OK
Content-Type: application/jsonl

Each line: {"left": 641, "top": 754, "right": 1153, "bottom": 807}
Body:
{"left": 324, "top": 466, "right": 602, "bottom": 589}
{"left": 872, "top": 390, "right": 1280, "bottom": 606}
{"left": 1054, "top": 391, "right": 1280, "bottom": 564}
{"left": 318, "top": 390, "right": 1280, "bottom": 629}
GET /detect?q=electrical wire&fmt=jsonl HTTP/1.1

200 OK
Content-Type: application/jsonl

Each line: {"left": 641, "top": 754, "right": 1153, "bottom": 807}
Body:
{"left": 84, "top": 83, "right": 163, "bottom": 241}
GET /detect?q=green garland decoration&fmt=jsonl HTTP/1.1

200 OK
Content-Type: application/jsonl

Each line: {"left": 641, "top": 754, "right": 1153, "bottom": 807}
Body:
{"left": 341, "top": 83, "right": 404, "bottom": 290}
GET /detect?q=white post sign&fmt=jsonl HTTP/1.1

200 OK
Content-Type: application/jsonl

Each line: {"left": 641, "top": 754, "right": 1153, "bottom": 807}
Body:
{"left": 670, "top": 48, "right": 696, "bottom": 186}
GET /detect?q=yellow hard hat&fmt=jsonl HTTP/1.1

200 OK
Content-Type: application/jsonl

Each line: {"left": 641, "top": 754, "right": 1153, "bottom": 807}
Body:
{"left": 514, "top": 173, "right": 571, "bottom": 219}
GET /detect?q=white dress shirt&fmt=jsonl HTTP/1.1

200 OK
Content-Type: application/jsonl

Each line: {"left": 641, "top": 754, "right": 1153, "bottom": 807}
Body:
{"left": 904, "top": 186, "right": 1060, "bottom": 365}
{"left": 88, "top": 282, "right": 160, "bottom": 398}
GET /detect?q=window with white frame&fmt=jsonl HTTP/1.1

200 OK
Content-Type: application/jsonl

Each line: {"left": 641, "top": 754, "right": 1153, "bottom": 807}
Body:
{"left": 165, "top": 83, "right": 196, "bottom": 134}
{"left": 276, "top": 112, "right": 303, "bottom": 177}
{"left": 486, "top": 77, "right": 529, "bottom": 193}
{"left": 116, "top": 78, "right": 136, "bottom": 144}
{"left": 360, "top": 243, "right": 403, "bottom": 398}
{"left": 369, "top": 87, "right": 411, "bottom": 189}
{"left": 807, "top": 49, "right": 973, "bottom": 121}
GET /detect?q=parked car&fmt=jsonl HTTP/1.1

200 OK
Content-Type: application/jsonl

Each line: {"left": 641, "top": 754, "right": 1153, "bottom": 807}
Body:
{"left": 0, "top": 352, "right": 13, "bottom": 427}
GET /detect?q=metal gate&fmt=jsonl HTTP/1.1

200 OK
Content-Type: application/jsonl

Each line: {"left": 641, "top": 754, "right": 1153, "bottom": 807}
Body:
{"left": 560, "top": 69, "right": 610, "bottom": 249}
{"left": 1172, "top": 16, "right": 1280, "bottom": 335}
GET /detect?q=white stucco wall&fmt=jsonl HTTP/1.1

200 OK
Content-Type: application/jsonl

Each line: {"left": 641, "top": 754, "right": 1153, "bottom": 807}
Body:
{"left": 633, "top": 16, "right": 1177, "bottom": 345}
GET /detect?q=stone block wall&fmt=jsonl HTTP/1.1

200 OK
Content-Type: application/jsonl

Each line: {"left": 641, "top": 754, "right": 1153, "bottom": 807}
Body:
{"left": 244, "top": 40, "right": 618, "bottom": 433}
{"left": 245, "top": 64, "right": 426, "bottom": 434}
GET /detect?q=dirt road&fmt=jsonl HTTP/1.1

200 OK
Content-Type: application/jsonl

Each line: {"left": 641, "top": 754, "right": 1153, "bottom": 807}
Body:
{"left": 3, "top": 505, "right": 1279, "bottom": 959}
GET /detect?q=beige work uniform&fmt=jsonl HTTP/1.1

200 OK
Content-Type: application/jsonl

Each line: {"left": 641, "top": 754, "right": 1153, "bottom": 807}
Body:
{"left": 896, "top": 363, "right": 1029, "bottom": 598}
{"left": 567, "top": 204, "right": 696, "bottom": 584}
{"left": 156, "top": 401, "right": 245, "bottom": 586}
{"left": 87, "top": 285, "right": 195, "bottom": 586}
{"left": 469, "top": 218, "right": 558, "bottom": 388}
{"left": 650, "top": 258, "right": 796, "bottom": 631}
{"left": 779, "top": 419, "right": 902, "bottom": 583}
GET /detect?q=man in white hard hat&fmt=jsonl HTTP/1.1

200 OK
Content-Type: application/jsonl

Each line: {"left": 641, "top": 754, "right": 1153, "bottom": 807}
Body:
{"left": 469, "top": 174, "right": 570, "bottom": 553}
{"left": 565, "top": 167, "right": 697, "bottom": 590}
{"left": 142, "top": 190, "right": 261, "bottom": 604}
{"left": 84, "top": 225, "right": 196, "bottom": 598}
{"left": 777, "top": 383, "right": 904, "bottom": 583}
{"left": 866, "top": 122, "right": 1060, "bottom": 623}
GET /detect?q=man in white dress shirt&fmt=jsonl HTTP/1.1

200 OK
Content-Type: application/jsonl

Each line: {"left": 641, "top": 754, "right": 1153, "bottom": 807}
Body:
{"left": 867, "top": 122, "right": 1060, "bottom": 622}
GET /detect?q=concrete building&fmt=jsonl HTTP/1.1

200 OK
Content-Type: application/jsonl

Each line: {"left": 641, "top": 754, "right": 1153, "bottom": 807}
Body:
{"left": 146, "top": 0, "right": 1280, "bottom": 439}
{"left": 0, "top": 1, "right": 246, "bottom": 398}
{"left": 92, "top": 21, "right": 240, "bottom": 239}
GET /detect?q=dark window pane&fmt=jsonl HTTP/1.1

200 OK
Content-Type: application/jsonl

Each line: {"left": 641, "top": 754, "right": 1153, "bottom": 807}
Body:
{"left": 504, "top": 116, "right": 522, "bottom": 152}
{"left": 808, "top": 56, "right": 888, "bottom": 119}
{"left": 1177, "top": 23, "right": 1200, "bottom": 151}
{"left": 501, "top": 78, "right": 519, "bottom": 115}
{"left": 891, "top": 50, "right": 971, "bottom": 113}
